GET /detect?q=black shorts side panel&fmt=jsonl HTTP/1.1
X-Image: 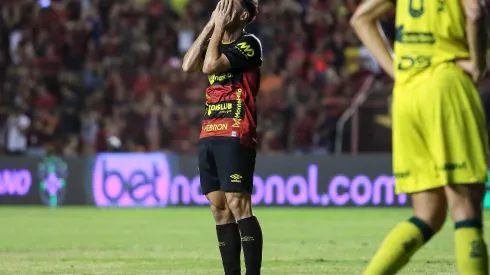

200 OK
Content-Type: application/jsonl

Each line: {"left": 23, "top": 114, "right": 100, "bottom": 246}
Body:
{"left": 198, "top": 140, "right": 220, "bottom": 195}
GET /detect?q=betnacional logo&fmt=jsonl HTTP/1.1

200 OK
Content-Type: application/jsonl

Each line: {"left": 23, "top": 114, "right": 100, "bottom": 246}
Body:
{"left": 92, "top": 153, "right": 173, "bottom": 207}
{"left": 91, "top": 153, "right": 408, "bottom": 207}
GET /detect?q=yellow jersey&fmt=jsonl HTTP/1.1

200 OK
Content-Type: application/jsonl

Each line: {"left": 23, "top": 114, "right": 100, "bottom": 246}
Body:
{"left": 394, "top": 0, "right": 470, "bottom": 86}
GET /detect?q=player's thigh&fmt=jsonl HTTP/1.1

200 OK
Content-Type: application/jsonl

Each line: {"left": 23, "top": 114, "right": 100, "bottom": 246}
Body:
{"left": 212, "top": 137, "right": 256, "bottom": 194}
{"left": 423, "top": 64, "right": 488, "bottom": 186}
{"left": 392, "top": 86, "right": 437, "bottom": 194}
{"left": 411, "top": 187, "right": 448, "bottom": 231}
{"left": 198, "top": 139, "right": 221, "bottom": 195}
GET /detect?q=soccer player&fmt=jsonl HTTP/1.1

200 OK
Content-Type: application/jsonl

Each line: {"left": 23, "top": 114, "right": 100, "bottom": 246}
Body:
{"left": 351, "top": 0, "right": 489, "bottom": 274}
{"left": 182, "top": 1, "right": 263, "bottom": 274}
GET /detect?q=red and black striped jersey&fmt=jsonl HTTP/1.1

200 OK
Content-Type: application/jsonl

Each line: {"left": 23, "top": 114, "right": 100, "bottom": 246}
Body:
{"left": 200, "top": 32, "right": 262, "bottom": 148}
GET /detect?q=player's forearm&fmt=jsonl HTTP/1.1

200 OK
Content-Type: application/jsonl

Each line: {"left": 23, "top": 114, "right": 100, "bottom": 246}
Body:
{"left": 464, "top": 0, "right": 487, "bottom": 72}
{"left": 203, "top": 25, "right": 225, "bottom": 73}
{"left": 351, "top": 21, "right": 395, "bottom": 78}
{"left": 182, "top": 24, "right": 214, "bottom": 73}
{"left": 350, "top": 0, "right": 395, "bottom": 78}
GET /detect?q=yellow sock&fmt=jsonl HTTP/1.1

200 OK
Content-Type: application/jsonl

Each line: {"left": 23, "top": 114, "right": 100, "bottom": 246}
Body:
{"left": 455, "top": 220, "right": 489, "bottom": 275}
{"left": 363, "top": 217, "right": 434, "bottom": 275}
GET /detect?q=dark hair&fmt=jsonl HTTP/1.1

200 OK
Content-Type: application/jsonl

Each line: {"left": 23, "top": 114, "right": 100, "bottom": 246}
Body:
{"left": 241, "top": 0, "right": 258, "bottom": 23}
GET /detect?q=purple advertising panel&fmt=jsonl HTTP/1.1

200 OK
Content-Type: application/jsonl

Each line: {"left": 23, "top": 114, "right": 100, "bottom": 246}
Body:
{"left": 91, "top": 153, "right": 408, "bottom": 207}
{"left": 0, "top": 157, "right": 87, "bottom": 206}
{"left": 0, "top": 169, "right": 32, "bottom": 196}
{"left": 92, "top": 153, "right": 172, "bottom": 207}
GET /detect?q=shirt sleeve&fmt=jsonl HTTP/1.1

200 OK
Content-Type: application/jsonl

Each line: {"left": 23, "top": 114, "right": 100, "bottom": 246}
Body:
{"left": 223, "top": 35, "right": 262, "bottom": 70}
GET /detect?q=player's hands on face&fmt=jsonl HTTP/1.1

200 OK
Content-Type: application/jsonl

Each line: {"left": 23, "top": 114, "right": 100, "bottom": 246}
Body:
{"left": 214, "top": 0, "right": 237, "bottom": 28}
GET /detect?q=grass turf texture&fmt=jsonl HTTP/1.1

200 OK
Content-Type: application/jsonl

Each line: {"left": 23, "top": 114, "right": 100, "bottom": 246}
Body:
{"left": 1, "top": 208, "right": 488, "bottom": 275}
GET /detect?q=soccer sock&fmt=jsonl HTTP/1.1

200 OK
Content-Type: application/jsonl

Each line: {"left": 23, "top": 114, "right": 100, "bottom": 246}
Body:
{"left": 237, "top": 216, "right": 263, "bottom": 275}
{"left": 363, "top": 217, "right": 434, "bottom": 275}
{"left": 216, "top": 223, "right": 242, "bottom": 275}
{"left": 454, "top": 220, "right": 489, "bottom": 275}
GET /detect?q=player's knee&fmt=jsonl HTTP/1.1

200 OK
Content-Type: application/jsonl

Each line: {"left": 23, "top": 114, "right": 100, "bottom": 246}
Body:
{"left": 446, "top": 184, "right": 484, "bottom": 222}
{"left": 449, "top": 195, "right": 482, "bottom": 222}
{"left": 412, "top": 188, "right": 448, "bottom": 232}
{"left": 210, "top": 204, "right": 235, "bottom": 225}
{"left": 413, "top": 207, "right": 447, "bottom": 232}
{"left": 207, "top": 191, "right": 236, "bottom": 224}
{"left": 226, "top": 192, "right": 253, "bottom": 220}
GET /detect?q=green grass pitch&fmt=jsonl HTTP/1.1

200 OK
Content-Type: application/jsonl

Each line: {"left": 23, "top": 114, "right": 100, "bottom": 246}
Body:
{"left": 0, "top": 207, "right": 488, "bottom": 275}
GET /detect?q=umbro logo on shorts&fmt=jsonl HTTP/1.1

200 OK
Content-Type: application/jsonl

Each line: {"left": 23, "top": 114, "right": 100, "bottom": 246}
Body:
{"left": 230, "top": 174, "right": 243, "bottom": 183}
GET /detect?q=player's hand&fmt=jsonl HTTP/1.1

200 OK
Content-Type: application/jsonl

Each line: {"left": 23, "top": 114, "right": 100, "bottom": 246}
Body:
{"left": 214, "top": 0, "right": 236, "bottom": 28}
{"left": 456, "top": 59, "right": 487, "bottom": 84}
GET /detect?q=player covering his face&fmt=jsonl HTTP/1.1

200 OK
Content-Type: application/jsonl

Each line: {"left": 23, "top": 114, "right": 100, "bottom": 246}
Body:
{"left": 182, "top": 1, "right": 263, "bottom": 275}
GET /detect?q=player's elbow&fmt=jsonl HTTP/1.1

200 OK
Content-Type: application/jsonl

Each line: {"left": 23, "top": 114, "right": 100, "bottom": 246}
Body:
{"left": 182, "top": 65, "right": 191, "bottom": 73}
{"left": 349, "top": 15, "right": 359, "bottom": 28}
{"left": 202, "top": 63, "right": 217, "bottom": 75}
{"left": 350, "top": 13, "right": 368, "bottom": 30}
{"left": 202, "top": 66, "right": 213, "bottom": 75}
{"left": 182, "top": 62, "right": 195, "bottom": 73}
{"left": 464, "top": 1, "right": 484, "bottom": 21}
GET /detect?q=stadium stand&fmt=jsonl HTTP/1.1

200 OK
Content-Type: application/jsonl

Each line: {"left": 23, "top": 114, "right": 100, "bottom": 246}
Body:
{"left": 0, "top": 0, "right": 485, "bottom": 156}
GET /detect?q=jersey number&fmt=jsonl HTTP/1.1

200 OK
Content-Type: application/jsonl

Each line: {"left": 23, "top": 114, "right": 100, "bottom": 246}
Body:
{"left": 409, "top": 0, "right": 424, "bottom": 18}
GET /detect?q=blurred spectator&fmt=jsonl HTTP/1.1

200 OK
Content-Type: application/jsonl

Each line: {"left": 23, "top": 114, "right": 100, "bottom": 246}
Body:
{"left": 3, "top": 106, "right": 31, "bottom": 156}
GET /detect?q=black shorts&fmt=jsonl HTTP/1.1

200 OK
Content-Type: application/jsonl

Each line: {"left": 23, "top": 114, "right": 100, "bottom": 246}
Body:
{"left": 198, "top": 137, "right": 256, "bottom": 195}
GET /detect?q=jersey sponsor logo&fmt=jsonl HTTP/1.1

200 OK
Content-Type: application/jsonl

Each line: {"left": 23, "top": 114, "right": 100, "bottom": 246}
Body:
{"left": 208, "top": 73, "right": 234, "bottom": 85}
{"left": 236, "top": 42, "right": 255, "bottom": 57}
{"left": 395, "top": 25, "right": 435, "bottom": 44}
{"left": 207, "top": 102, "right": 233, "bottom": 116}
{"left": 397, "top": 55, "right": 432, "bottom": 71}
{"left": 204, "top": 101, "right": 244, "bottom": 119}
{"left": 203, "top": 123, "right": 229, "bottom": 132}
{"left": 233, "top": 89, "right": 243, "bottom": 128}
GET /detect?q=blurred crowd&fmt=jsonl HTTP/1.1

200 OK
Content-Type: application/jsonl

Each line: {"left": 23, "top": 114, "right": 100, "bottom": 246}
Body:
{"left": 0, "top": 0, "right": 391, "bottom": 156}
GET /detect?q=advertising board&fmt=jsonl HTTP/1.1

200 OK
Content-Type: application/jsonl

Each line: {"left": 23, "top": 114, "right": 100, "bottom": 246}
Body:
{"left": 3, "top": 153, "right": 489, "bottom": 208}
{"left": 0, "top": 156, "right": 86, "bottom": 206}
{"left": 91, "top": 153, "right": 408, "bottom": 207}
